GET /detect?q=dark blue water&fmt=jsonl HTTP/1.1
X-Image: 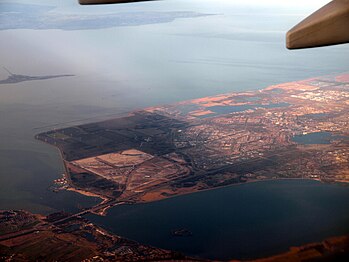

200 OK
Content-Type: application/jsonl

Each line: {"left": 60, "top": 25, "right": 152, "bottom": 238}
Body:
{"left": 87, "top": 180, "right": 349, "bottom": 260}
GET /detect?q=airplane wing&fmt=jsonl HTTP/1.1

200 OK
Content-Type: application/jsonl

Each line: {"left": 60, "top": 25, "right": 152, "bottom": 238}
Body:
{"left": 78, "top": 0, "right": 349, "bottom": 50}
{"left": 287, "top": 0, "right": 349, "bottom": 49}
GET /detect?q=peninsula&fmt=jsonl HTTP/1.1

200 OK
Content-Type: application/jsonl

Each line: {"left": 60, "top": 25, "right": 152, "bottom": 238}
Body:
{"left": 36, "top": 73, "right": 349, "bottom": 211}
{"left": 0, "top": 67, "right": 74, "bottom": 84}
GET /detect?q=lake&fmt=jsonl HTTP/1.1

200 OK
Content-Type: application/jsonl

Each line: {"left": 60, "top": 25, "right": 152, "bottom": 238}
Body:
{"left": 208, "top": 102, "right": 290, "bottom": 115}
{"left": 87, "top": 180, "right": 349, "bottom": 260}
{"left": 292, "top": 132, "right": 341, "bottom": 145}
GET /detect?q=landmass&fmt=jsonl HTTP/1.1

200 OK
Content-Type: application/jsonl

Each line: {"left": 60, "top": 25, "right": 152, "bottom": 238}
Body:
{"left": 1, "top": 73, "right": 348, "bottom": 261}
{"left": 0, "top": 68, "right": 74, "bottom": 85}
{"left": 171, "top": 228, "right": 193, "bottom": 237}
{"left": 36, "top": 73, "right": 349, "bottom": 212}
{"left": 0, "top": 3, "right": 212, "bottom": 31}
{"left": 250, "top": 235, "right": 349, "bottom": 262}
{"left": 0, "top": 210, "right": 195, "bottom": 261}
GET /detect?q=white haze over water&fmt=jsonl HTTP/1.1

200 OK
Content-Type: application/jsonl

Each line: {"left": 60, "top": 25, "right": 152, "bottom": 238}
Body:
{"left": 0, "top": 0, "right": 347, "bottom": 125}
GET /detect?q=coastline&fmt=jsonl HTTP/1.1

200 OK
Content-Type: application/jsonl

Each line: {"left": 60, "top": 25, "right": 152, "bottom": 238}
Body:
{"left": 36, "top": 137, "right": 110, "bottom": 203}
{"left": 36, "top": 134, "right": 341, "bottom": 213}
{"left": 33, "top": 91, "right": 349, "bottom": 213}
{"left": 135, "top": 177, "right": 325, "bottom": 204}
{"left": 86, "top": 178, "right": 349, "bottom": 262}
{"left": 29, "top": 72, "right": 349, "bottom": 261}
{"left": 34, "top": 137, "right": 347, "bottom": 213}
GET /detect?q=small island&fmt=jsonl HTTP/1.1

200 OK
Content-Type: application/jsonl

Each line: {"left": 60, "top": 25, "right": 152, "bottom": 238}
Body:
{"left": 171, "top": 228, "right": 193, "bottom": 237}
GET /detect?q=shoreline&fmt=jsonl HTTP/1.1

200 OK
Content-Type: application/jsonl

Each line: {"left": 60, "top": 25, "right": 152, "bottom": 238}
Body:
{"left": 36, "top": 138, "right": 110, "bottom": 209}
{"left": 100, "top": 177, "right": 347, "bottom": 213}
{"left": 36, "top": 129, "right": 349, "bottom": 214}
{"left": 86, "top": 179, "right": 349, "bottom": 262}
{"left": 135, "top": 177, "right": 324, "bottom": 205}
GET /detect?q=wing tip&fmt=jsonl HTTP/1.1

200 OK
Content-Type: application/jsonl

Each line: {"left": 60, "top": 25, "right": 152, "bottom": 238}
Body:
{"left": 286, "top": 0, "right": 349, "bottom": 50}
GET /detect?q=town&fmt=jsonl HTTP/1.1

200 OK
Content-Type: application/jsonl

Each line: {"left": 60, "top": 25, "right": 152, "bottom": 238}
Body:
{"left": 35, "top": 73, "right": 349, "bottom": 204}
